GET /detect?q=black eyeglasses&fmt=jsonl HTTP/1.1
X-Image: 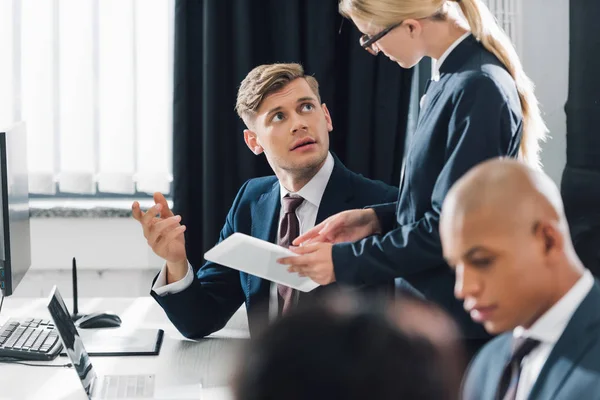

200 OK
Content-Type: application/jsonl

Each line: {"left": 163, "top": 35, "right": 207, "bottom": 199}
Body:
{"left": 359, "top": 22, "right": 402, "bottom": 55}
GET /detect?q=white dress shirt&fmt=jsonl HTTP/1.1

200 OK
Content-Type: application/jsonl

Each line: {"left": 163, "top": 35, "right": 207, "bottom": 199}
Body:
{"left": 152, "top": 152, "right": 335, "bottom": 317}
{"left": 513, "top": 269, "right": 595, "bottom": 400}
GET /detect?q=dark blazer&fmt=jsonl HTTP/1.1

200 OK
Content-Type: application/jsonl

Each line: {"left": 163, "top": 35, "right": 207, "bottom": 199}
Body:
{"left": 331, "top": 35, "right": 523, "bottom": 339}
{"left": 150, "top": 155, "right": 398, "bottom": 339}
{"left": 463, "top": 282, "right": 600, "bottom": 400}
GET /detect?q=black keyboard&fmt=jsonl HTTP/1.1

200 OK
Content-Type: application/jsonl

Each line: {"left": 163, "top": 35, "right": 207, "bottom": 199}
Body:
{"left": 0, "top": 318, "right": 63, "bottom": 361}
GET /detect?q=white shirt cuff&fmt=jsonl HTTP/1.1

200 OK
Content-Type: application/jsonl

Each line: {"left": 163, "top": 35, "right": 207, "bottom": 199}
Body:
{"left": 152, "top": 262, "right": 194, "bottom": 296}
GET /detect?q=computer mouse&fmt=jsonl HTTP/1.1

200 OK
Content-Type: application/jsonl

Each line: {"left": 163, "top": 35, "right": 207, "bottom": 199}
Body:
{"left": 76, "top": 312, "right": 122, "bottom": 329}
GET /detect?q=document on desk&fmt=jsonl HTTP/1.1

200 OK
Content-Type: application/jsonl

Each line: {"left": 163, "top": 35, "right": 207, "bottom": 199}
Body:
{"left": 204, "top": 232, "right": 320, "bottom": 292}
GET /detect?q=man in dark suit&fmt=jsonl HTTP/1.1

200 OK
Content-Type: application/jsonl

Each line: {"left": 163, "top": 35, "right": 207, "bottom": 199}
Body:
{"left": 132, "top": 63, "right": 397, "bottom": 339}
{"left": 440, "top": 158, "right": 600, "bottom": 400}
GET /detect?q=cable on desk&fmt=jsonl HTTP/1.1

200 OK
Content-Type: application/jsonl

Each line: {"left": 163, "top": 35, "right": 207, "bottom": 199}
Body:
{"left": 0, "top": 292, "right": 4, "bottom": 317}
{"left": 0, "top": 358, "right": 73, "bottom": 368}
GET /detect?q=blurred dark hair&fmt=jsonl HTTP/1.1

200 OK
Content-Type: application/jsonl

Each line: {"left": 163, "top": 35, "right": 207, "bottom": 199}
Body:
{"left": 232, "top": 293, "right": 464, "bottom": 400}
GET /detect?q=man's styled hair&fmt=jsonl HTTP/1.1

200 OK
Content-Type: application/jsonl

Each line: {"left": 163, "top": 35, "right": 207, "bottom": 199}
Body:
{"left": 235, "top": 63, "right": 321, "bottom": 125}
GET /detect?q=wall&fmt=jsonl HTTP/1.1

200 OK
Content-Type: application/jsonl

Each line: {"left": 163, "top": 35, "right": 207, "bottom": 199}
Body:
{"left": 29, "top": 217, "right": 160, "bottom": 271}
{"left": 521, "top": 0, "right": 569, "bottom": 184}
{"left": 13, "top": 216, "right": 164, "bottom": 297}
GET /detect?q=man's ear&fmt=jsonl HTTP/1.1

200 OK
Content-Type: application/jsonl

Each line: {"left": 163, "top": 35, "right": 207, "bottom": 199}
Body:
{"left": 243, "top": 129, "right": 264, "bottom": 155}
{"left": 322, "top": 103, "right": 333, "bottom": 132}
{"left": 534, "top": 220, "right": 564, "bottom": 257}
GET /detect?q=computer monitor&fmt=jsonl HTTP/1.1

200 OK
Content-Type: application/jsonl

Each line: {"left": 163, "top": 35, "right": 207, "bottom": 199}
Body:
{"left": 0, "top": 122, "right": 31, "bottom": 296}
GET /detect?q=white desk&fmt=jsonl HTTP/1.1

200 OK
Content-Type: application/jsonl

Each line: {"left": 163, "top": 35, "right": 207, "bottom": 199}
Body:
{"left": 0, "top": 296, "right": 248, "bottom": 400}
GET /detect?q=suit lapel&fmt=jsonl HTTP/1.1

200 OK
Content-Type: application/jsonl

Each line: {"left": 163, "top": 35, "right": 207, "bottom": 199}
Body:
{"left": 528, "top": 283, "right": 600, "bottom": 399}
{"left": 297, "top": 155, "right": 354, "bottom": 300}
{"left": 246, "top": 182, "right": 280, "bottom": 309}
{"left": 476, "top": 336, "right": 512, "bottom": 400}
{"left": 316, "top": 155, "right": 354, "bottom": 223}
{"left": 251, "top": 181, "right": 281, "bottom": 242}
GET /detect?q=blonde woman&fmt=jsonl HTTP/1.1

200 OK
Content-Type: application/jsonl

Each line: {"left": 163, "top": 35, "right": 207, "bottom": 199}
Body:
{"left": 280, "top": 0, "right": 548, "bottom": 355}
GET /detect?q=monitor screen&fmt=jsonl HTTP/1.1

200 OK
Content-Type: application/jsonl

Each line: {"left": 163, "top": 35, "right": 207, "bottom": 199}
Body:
{"left": 0, "top": 122, "right": 31, "bottom": 296}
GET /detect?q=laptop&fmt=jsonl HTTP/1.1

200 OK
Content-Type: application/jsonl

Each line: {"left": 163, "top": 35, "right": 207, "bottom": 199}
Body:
{"left": 47, "top": 286, "right": 155, "bottom": 399}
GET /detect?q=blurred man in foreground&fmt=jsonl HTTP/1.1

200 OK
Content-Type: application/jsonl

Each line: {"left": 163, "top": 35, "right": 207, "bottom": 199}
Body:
{"left": 232, "top": 292, "right": 465, "bottom": 400}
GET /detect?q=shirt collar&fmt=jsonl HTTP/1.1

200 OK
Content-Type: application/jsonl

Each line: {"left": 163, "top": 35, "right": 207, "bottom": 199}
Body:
{"left": 279, "top": 152, "right": 334, "bottom": 208}
{"left": 432, "top": 32, "right": 472, "bottom": 81}
{"left": 514, "top": 270, "right": 595, "bottom": 344}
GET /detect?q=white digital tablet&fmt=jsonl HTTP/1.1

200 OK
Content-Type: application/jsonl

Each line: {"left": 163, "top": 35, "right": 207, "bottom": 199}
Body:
{"left": 204, "top": 233, "right": 320, "bottom": 292}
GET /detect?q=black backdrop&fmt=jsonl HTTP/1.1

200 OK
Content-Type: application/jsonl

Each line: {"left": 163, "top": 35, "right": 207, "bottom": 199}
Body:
{"left": 171, "top": 0, "right": 418, "bottom": 268}
{"left": 561, "top": 0, "right": 600, "bottom": 275}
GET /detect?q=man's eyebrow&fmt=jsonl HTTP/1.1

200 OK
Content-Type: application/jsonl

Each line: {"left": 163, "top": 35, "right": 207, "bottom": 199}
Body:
{"left": 463, "top": 246, "right": 487, "bottom": 259}
{"left": 265, "top": 106, "right": 283, "bottom": 117}
{"left": 297, "top": 96, "right": 317, "bottom": 103}
{"left": 445, "top": 246, "right": 488, "bottom": 269}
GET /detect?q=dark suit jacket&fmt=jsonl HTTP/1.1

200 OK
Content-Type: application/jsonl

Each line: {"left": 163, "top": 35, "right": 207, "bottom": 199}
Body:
{"left": 331, "top": 35, "right": 523, "bottom": 339}
{"left": 463, "top": 282, "right": 600, "bottom": 400}
{"left": 150, "top": 155, "right": 398, "bottom": 339}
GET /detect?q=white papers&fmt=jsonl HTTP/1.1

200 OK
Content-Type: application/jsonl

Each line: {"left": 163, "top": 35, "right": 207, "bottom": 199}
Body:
{"left": 153, "top": 383, "right": 204, "bottom": 399}
{"left": 204, "top": 233, "right": 319, "bottom": 292}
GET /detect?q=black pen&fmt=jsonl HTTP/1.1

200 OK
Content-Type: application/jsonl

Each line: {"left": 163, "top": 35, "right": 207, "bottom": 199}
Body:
{"left": 72, "top": 257, "right": 79, "bottom": 318}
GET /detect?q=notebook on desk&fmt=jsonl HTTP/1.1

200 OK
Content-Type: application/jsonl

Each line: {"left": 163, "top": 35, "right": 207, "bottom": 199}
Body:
{"left": 61, "top": 328, "right": 164, "bottom": 357}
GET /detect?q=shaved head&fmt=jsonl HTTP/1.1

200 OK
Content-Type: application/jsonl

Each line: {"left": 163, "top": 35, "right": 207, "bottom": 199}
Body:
{"left": 442, "top": 159, "right": 567, "bottom": 239}
{"left": 440, "top": 159, "right": 584, "bottom": 334}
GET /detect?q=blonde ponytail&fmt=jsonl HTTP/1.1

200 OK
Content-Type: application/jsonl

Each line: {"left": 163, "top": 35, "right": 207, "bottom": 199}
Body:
{"left": 457, "top": 0, "right": 548, "bottom": 168}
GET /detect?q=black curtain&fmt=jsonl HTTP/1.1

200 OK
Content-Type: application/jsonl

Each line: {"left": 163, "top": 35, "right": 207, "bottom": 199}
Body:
{"left": 172, "top": 0, "right": 415, "bottom": 268}
{"left": 561, "top": 0, "right": 600, "bottom": 275}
